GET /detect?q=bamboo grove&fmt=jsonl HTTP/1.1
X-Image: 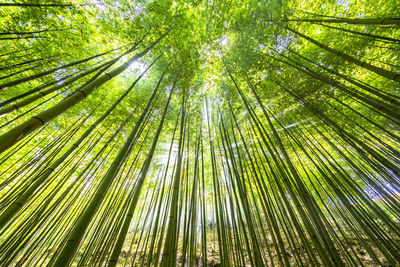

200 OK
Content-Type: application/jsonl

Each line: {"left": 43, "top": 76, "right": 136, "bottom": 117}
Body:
{"left": 0, "top": 0, "right": 399, "bottom": 266}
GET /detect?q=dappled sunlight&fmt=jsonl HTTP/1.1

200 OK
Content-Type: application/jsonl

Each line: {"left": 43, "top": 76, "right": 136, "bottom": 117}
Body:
{"left": 0, "top": 0, "right": 399, "bottom": 266}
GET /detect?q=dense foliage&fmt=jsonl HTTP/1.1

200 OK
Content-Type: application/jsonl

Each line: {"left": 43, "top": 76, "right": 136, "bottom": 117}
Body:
{"left": 0, "top": 0, "right": 399, "bottom": 266}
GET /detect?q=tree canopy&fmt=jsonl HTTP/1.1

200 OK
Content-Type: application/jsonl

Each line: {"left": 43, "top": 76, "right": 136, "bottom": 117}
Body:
{"left": 0, "top": 0, "right": 399, "bottom": 266}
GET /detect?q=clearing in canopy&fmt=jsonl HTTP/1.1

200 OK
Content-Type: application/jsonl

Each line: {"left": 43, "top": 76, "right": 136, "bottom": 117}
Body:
{"left": 0, "top": 0, "right": 400, "bottom": 266}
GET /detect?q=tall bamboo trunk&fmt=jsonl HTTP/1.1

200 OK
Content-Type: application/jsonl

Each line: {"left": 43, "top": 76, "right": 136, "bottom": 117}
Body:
{"left": 107, "top": 69, "right": 176, "bottom": 267}
{"left": 286, "top": 26, "right": 400, "bottom": 83}
{"left": 0, "top": 28, "right": 171, "bottom": 154}
{"left": 282, "top": 18, "right": 400, "bottom": 26}
{"left": 161, "top": 76, "right": 187, "bottom": 267}
{"left": 50, "top": 62, "right": 168, "bottom": 267}
{"left": 0, "top": 58, "right": 158, "bottom": 231}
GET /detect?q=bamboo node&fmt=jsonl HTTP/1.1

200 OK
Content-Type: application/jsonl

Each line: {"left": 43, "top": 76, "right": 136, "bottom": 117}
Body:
{"left": 78, "top": 90, "right": 87, "bottom": 98}
{"left": 32, "top": 116, "right": 45, "bottom": 125}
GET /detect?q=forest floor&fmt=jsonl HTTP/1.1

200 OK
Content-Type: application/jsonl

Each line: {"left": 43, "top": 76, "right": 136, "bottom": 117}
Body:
{"left": 118, "top": 233, "right": 392, "bottom": 266}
